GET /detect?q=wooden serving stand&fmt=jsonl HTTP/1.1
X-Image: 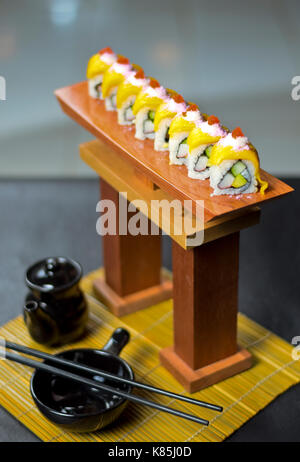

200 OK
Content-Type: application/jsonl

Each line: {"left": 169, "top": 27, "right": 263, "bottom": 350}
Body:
{"left": 56, "top": 81, "right": 293, "bottom": 392}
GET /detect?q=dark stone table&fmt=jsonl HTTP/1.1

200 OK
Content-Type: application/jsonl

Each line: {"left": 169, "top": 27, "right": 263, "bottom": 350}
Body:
{"left": 0, "top": 178, "right": 299, "bottom": 442}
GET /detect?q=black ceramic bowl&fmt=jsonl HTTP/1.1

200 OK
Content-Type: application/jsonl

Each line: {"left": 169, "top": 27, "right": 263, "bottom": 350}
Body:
{"left": 30, "top": 329, "right": 133, "bottom": 433}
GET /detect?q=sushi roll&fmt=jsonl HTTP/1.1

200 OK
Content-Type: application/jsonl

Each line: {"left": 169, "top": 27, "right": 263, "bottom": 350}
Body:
{"left": 168, "top": 103, "right": 203, "bottom": 166}
{"left": 101, "top": 56, "right": 132, "bottom": 111}
{"left": 186, "top": 116, "right": 227, "bottom": 180}
{"left": 153, "top": 92, "right": 186, "bottom": 151}
{"left": 86, "top": 47, "right": 117, "bottom": 99}
{"left": 132, "top": 78, "right": 167, "bottom": 140}
{"left": 116, "top": 68, "right": 148, "bottom": 125}
{"left": 208, "top": 127, "right": 268, "bottom": 195}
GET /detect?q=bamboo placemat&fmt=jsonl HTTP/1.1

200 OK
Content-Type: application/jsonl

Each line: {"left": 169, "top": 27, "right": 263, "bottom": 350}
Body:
{"left": 0, "top": 268, "right": 299, "bottom": 442}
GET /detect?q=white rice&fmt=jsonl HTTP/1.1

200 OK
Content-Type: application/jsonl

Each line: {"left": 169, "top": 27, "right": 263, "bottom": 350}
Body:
{"left": 210, "top": 160, "right": 257, "bottom": 195}
{"left": 105, "top": 87, "right": 117, "bottom": 111}
{"left": 99, "top": 52, "right": 117, "bottom": 66}
{"left": 169, "top": 132, "right": 190, "bottom": 165}
{"left": 198, "top": 120, "right": 226, "bottom": 138}
{"left": 135, "top": 107, "right": 155, "bottom": 140}
{"left": 88, "top": 75, "right": 103, "bottom": 99}
{"left": 154, "top": 118, "right": 172, "bottom": 151}
{"left": 117, "top": 95, "right": 136, "bottom": 125}
{"left": 217, "top": 133, "right": 249, "bottom": 150}
{"left": 187, "top": 145, "right": 210, "bottom": 180}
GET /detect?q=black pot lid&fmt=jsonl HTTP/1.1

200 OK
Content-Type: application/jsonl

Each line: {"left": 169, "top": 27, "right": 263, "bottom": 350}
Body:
{"left": 26, "top": 257, "right": 82, "bottom": 293}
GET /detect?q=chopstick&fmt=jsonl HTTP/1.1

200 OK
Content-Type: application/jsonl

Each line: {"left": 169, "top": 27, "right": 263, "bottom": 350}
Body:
{"left": 5, "top": 341, "right": 222, "bottom": 413}
{"left": 5, "top": 351, "right": 209, "bottom": 426}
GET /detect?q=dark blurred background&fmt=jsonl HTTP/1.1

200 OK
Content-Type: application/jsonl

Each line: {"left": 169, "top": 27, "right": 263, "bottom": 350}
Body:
{"left": 0, "top": 0, "right": 300, "bottom": 443}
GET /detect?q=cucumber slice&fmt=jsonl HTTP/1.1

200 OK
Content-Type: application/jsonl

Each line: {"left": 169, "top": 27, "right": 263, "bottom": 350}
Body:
{"left": 241, "top": 168, "right": 250, "bottom": 181}
{"left": 148, "top": 110, "right": 155, "bottom": 121}
{"left": 231, "top": 161, "right": 246, "bottom": 177}
{"left": 232, "top": 173, "right": 247, "bottom": 188}
{"left": 205, "top": 145, "right": 213, "bottom": 158}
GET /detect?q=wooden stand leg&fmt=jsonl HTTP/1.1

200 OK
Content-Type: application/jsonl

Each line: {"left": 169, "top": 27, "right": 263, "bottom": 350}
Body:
{"left": 160, "top": 232, "right": 252, "bottom": 393}
{"left": 93, "top": 179, "right": 172, "bottom": 316}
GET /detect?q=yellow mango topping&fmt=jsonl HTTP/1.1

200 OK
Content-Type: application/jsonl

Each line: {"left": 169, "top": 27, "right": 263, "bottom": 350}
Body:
{"left": 154, "top": 106, "right": 177, "bottom": 131}
{"left": 154, "top": 93, "right": 185, "bottom": 131}
{"left": 86, "top": 54, "right": 112, "bottom": 79}
{"left": 101, "top": 56, "right": 131, "bottom": 98}
{"left": 116, "top": 69, "right": 146, "bottom": 109}
{"left": 187, "top": 126, "right": 223, "bottom": 152}
{"left": 208, "top": 143, "right": 268, "bottom": 194}
{"left": 116, "top": 82, "right": 142, "bottom": 109}
{"left": 169, "top": 116, "right": 197, "bottom": 137}
{"left": 102, "top": 70, "right": 126, "bottom": 99}
{"left": 132, "top": 91, "right": 164, "bottom": 116}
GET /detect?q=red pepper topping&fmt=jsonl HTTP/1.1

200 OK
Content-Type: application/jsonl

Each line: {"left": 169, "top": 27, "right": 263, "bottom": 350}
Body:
{"left": 117, "top": 56, "right": 130, "bottom": 65}
{"left": 172, "top": 94, "right": 185, "bottom": 104}
{"left": 99, "top": 46, "right": 113, "bottom": 55}
{"left": 181, "top": 111, "right": 187, "bottom": 117}
{"left": 135, "top": 69, "right": 145, "bottom": 80}
{"left": 232, "top": 127, "right": 244, "bottom": 138}
{"left": 187, "top": 103, "right": 198, "bottom": 112}
{"left": 149, "top": 78, "right": 160, "bottom": 89}
{"left": 207, "top": 115, "right": 220, "bottom": 125}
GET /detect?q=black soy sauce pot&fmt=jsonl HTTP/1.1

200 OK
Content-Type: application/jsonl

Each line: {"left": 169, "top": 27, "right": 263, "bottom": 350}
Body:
{"left": 24, "top": 257, "right": 88, "bottom": 347}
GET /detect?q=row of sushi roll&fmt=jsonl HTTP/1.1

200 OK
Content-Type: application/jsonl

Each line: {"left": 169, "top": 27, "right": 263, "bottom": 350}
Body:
{"left": 86, "top": 47, "right": 268, "bottom": 196}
